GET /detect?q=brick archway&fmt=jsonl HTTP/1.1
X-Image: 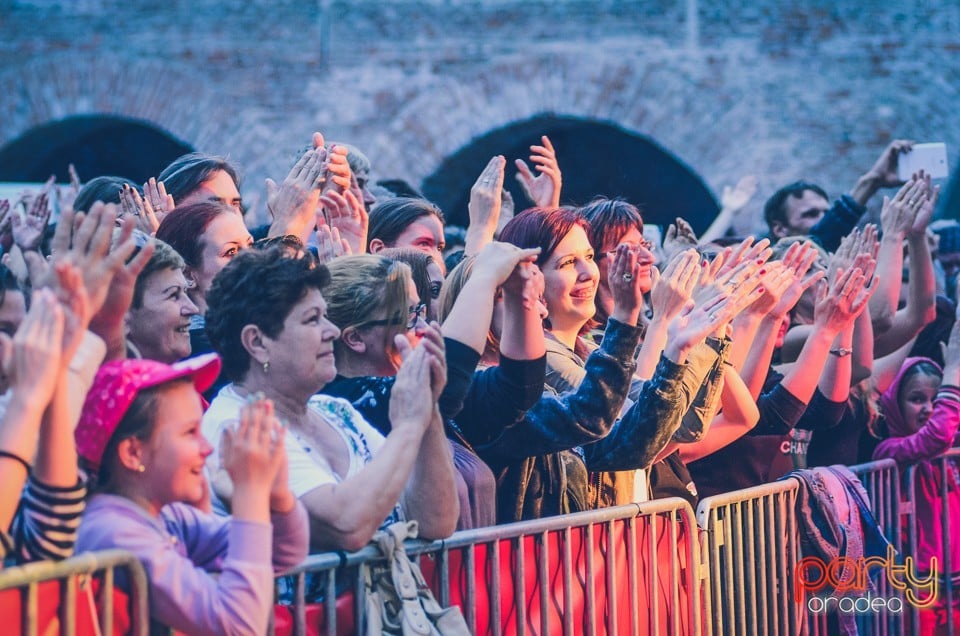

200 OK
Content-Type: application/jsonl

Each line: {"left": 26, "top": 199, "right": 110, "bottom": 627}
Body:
{"left": 0, "top": 114, "right": 193, "bottom": 183}
{"left": 359, "top": 53, "right": 761, "bottom": 228}
{"left": 421, "top": 113, "right": 718, "bottom": 232}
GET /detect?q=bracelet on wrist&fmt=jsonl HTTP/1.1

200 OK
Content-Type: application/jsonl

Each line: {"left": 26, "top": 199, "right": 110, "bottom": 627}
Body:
{"left": 0, "top": 450, "right": 32, "bottom": 474}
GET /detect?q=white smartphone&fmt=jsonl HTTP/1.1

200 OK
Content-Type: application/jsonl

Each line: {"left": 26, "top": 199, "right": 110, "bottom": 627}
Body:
{"left": 897, "top": 142, "right": 949, "bottom": 180}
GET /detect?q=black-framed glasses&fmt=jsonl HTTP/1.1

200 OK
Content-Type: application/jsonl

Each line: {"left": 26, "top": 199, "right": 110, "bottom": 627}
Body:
{"left": 360, "top": 302, "right": 428, "bottom": 330}
{"left": 406, "top": 302, "right": 428, "bottom": 328}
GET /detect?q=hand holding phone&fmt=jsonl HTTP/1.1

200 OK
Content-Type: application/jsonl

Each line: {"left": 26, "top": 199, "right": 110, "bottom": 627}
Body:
{"left": 898, "top": 142, "right": 949, "bottom": 180}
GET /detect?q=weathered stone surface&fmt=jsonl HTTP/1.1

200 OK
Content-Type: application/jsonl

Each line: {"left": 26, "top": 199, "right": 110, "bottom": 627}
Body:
{"left": 1, "top": 0, "right": 958, "bottom": 228}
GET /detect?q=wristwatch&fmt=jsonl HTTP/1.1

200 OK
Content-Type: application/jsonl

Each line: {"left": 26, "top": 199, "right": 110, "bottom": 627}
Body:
{"left": 829, "top": 347, "right": 853, "bottom": 357}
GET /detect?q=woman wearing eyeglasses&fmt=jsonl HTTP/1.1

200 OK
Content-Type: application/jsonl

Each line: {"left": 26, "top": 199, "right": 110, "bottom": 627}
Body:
{"left": 322, "top": 247, "right": 544, "bottom": 530}
{"left": 200, "top": 248, "right": 459, "bottom": 554}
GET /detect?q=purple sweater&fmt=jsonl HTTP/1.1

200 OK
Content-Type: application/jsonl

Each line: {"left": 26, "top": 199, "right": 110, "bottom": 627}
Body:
{"left": 76, "top": 494, "right": 309, "bottom": 635}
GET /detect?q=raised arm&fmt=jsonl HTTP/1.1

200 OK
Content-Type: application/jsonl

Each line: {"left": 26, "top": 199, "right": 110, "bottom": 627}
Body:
{"left": 515, "top": 135, "right": 562, "bottom": 209}
{"left": 399, "top": 334, "right": 459, "bottom": 539}
{"left": 778, "top": 265, "right": 874, "bottom": 404}
{"left": 677, "top": 366, "right": 760, "bottom": 463}
{"left": 440, "top": 241, "right": 540, "bottom": 354}
{"left": 699, "top": 175, "right": 757, "bottom": 244}
{"left": 0, "top": 292, "right": 63, "bottom": 533}
{"left": 809, "top": 140, "right": 913, "bottom": 252}
{"left": 874, "top": 175, "right": 938, "bottom": 356}
{"left": 635, "top": 249, "right": 700, "bottom": 378}
{"left": 464, "top": 156, "right": 506, "bottom": 256}
{"left": 872, "top": 179, "right": 923, "bottom": 331}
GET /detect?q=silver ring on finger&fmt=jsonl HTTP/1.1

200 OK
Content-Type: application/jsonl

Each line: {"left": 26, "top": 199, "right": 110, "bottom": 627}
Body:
{"left": 622, "top": 273, "right": 633, "bottom": 283}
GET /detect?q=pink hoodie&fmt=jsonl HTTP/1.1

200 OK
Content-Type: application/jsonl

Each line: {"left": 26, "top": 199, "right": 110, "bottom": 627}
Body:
{"left": 873, "top": 357, "right": 960, "bottom": 574}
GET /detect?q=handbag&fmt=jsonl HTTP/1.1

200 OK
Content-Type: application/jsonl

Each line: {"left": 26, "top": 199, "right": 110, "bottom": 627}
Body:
{"left": 364, "top": 521, "right": 471, "bottom": 636}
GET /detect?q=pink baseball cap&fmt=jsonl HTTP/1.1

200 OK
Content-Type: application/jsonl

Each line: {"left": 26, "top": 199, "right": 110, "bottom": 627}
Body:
{"left": 76, "top": 353, "right": 221, "bottom": 470}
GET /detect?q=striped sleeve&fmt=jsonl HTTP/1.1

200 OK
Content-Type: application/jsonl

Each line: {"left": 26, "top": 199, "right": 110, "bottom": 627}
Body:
{"left": 10, "top": 474, "right": 87, "bottom": 563}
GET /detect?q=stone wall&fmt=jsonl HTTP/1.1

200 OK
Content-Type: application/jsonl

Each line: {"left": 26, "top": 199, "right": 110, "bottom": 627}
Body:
{"left": 1, "top": 0, "right": 957, "bottom": 229}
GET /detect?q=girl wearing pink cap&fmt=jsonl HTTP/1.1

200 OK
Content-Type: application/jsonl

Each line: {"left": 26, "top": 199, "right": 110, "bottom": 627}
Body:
{"left": 74, "top": 355, "right": 309, "bottom": 635}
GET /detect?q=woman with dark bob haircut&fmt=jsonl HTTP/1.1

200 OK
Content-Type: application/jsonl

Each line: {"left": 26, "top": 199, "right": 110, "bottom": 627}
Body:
{"left": 201, "top": 247, "right": 459, "bottom": 552}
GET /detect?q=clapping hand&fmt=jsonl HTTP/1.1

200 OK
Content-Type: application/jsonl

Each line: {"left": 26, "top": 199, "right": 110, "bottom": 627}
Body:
{"left": 142, "top": 177, "right": 176, "bottom": 223}
{"left": 662, "top": 217, "right": 699, "bottom": 260}
{"left": 515, "top": 135, "right": 562, "bottom": 208}
{"left": 649, "top": 250, "right": 701, "bottom": 323}
{"left": 0, "top": 290, "right": 64, "bottom": 405}
{"left": 607, "top": 244, "right": 644, "bottom": 325}
{"left": 221, "top": 397, "right": 288, "bottom": 512}
{"left": 12, "top": 176, "right": 54, "bottom": 252}
{"left": 57, "top": 164, "right": 82, "bottom": 215}
{"left": 468, "top": 156, "right": 507, "bottom": 246}
{"left": 882, "top": 176, "right": 925, "bottom": 237}
{"left": 472, "top": 241, "right": 541, "bottom": 288}
{"left": 389, "top": 340, "right": 438, "bottom": 437}
{"left": 320, "top": 185, "right": 367, "bottom": 255}
{"left": 721, "top": 175, "right": 758, "bottom": 213}
{"left": 119, "top": 183, "right": 161, "bottom": 235}
{"left": 813, "top": 265, "right": 878, "bottom": 334}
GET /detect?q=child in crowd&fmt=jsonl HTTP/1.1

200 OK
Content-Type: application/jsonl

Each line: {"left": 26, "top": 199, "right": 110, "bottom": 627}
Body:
{"left": 74, "top": 355, "right": 309, "bottom": 635}
{"left": 871, "top": 320, "right": 960, "bottom": 634}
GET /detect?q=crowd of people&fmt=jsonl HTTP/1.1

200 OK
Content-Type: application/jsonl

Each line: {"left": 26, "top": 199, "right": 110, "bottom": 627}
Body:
{"left": 0, "top": 131, "right": 957, "bottom": 633}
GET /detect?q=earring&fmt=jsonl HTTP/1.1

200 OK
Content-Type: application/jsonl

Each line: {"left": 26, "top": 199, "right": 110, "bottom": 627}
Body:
{"left": 137, "top": 464, "right": 146, "bottom": 473}
{"left": 263, "top": 361, "right": 270, "bottom": 373}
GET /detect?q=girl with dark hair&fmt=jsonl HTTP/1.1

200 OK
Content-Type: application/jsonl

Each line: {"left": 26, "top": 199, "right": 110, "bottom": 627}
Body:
{"left": 377, "top": 247, "right": 444, "bottom": 322}
{"left": 367, "top": 197, "right": 446, "bottom": 271}
{"left": 157, "top": 152, "right": 243, "bottom": 211}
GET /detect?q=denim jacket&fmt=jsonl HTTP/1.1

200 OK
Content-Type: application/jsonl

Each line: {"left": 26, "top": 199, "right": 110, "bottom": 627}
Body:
{"left": 544, "top": 324, "right": 704, "bottom": 507}
{"left": 474, "top": 318, "right": 648, "bottom": 521}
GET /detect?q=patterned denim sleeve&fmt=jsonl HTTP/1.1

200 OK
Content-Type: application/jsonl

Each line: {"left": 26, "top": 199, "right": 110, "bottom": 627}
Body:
{"left": 474, "top": 319, "right": 642, "bottom": 466}
{"left": 673, "top": 336, "right": 729, "bottom": 443}
{"left": 582, "top": 353, "right": 696, "bottom": 471}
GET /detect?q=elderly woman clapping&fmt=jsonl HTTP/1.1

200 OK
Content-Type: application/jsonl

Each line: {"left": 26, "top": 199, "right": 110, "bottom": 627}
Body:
{"left": 201, "top": 247, "right": 458, "bottom": 551}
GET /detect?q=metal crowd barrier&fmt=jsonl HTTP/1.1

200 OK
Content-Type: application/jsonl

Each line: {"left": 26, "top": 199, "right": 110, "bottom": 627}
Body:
{"left": 6, "top": 452, "right": 950, "bottom": 636}
{"left": 904, "top": 447, "right": 960, "bottom": 636}
{"left": 848, "top": 458, "right": 903, "bottom": 636}
{"left": 0, "top": 549, "right": 149, "bottom": 636}
{"left": 696, "top": 478, "right": 802, "bottom": 636}
{"left": 274, "top": 498, "right": 701, "bottom": 636}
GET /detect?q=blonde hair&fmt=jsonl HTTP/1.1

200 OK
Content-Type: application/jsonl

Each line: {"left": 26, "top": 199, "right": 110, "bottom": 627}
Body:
{"left": 324, "top": 255, "right": 412, "bottom": 358}
{"left": 438, "top": 255, "right": 500, "bottom": 358}
{"left": 378, "top": 247, "right": 435, "bottom": 319}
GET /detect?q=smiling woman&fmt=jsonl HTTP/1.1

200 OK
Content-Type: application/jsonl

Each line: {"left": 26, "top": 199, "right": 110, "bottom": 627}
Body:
{"left": 155, "top": 202, "right": 254, "bottom": 362}
{"left": 125, "top": 238, "right": 198, "bottom": 364}
{"left": 202, "top": 247, "right": 459, "bottom": 554}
